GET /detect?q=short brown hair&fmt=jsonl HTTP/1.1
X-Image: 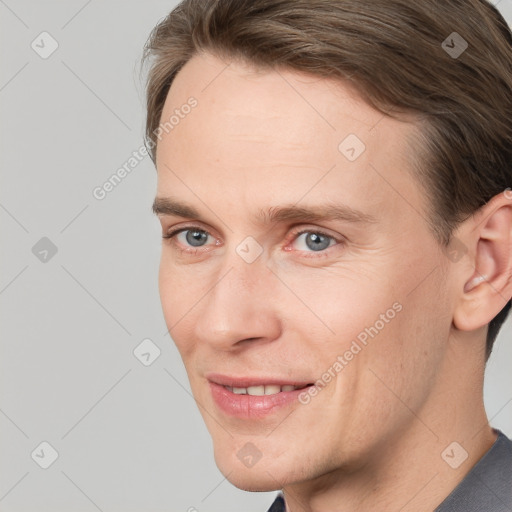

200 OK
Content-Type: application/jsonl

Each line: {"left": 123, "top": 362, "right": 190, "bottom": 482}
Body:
{"left": 143, "top": 0, "right": 512, "bottom": 359}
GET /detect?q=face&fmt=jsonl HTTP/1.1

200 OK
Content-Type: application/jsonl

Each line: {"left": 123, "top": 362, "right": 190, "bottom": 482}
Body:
{"left": 154, "top": 52, "right": 454, "bottom": 490}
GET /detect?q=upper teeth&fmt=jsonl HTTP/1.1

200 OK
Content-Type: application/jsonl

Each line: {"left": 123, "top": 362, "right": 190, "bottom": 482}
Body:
{"left": 226, "top": 384, "right": 299, "bottom": 396}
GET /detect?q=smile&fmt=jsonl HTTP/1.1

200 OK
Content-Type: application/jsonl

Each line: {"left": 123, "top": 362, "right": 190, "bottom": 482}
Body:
{"left": 207, "top": 375, "right": 314, "bottom": 418}
{"left": 225, "top": 384, "right": 306, "bottom": 395}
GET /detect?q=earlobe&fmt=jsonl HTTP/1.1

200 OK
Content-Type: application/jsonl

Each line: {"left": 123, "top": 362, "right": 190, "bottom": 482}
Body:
{"left": 453, "top": 194, "right": 512, "bottom": 333}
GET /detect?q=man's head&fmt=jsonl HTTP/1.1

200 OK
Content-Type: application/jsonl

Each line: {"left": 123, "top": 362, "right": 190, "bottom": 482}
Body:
{"left": 145, "top": 0, "right": 512, "bottom": 492}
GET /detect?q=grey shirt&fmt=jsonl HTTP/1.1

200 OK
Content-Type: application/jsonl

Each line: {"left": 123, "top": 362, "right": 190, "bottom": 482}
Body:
{"left": 266, "top": 429, "right": 512, "bottom": 512}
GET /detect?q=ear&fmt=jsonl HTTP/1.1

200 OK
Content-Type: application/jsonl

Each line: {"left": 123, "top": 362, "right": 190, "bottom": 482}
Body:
{"left": 453, "top": 191, "right": 512, "bottom": 332}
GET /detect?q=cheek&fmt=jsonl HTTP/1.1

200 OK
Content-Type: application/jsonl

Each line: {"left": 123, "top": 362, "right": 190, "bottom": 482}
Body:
{"left": 344, "top": 270, "right": 451, "bottom": 422}
{"left": 278, "top": 262, "right": 401, "bottom": 348}
{"left": 158, "top": 257, "right": 200, "bottom": 354}
{"left": 158, "top": 258, "right": 177, "bottom": 322}
{"left": 158, "top": 252, "right": 205, "bottom": 314}
{"left": 281, "top": 254, "right": 448, "bottom": 396}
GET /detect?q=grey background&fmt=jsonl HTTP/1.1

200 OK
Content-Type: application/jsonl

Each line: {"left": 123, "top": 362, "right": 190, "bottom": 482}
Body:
{"left": 0, "top": 1, "right": 511, "bottom": 511}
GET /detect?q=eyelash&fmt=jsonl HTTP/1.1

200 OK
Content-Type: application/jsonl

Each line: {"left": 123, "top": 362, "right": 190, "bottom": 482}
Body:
{"left": 162, "top": 225, "right": 343, "bottom": 258}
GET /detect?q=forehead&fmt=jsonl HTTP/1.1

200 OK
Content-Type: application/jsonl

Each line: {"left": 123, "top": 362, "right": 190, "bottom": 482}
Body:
{"left": 159, "top": 52, "right": 394, "bottom": 149}
{"left": 155, "top": 52, "right": 425, "bottom": 228}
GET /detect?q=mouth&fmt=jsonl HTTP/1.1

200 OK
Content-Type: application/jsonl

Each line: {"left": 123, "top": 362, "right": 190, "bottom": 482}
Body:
{"left": 207, "top": 374, "right": 314, "bottom": 418}
{"left": 225, "top": 383, "right": 308, "bottom": 395}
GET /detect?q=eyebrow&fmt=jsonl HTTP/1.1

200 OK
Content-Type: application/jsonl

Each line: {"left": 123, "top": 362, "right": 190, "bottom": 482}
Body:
{"left": 152, "top": 197, "right": 377, "bottom": 225}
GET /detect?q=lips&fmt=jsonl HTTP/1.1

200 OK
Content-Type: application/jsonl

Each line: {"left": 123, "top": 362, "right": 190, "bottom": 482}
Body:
{"left": 207, "top": 373, "right": 314, "bottom": 418}
{"left": 206, "top": 373, "right": 312, "bottom": 388}
{"left": 227, "top": 384, "right": 304, "bottom": 395}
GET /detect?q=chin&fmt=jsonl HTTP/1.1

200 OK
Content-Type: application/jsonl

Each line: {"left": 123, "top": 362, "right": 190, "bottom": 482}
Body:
{"left": 213, "top": 450, "right": 288, "bottom": 491}
{"left": 224, "top": 469, "right": 283, "bottom": 492}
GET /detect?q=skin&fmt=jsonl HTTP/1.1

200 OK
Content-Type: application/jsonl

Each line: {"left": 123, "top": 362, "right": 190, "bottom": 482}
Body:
{"left": 153, "top": 52, "right": 512, "bottom": 511}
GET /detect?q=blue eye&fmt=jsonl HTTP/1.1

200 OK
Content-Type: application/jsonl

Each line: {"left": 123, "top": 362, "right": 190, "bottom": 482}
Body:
{"left": 163, "top": 227, "right": 212, "bottom": 248}
{"left": 185, "top": 229, "right": 208, "bottom": 247}
{"left": 163, "top": 226, "right": 340, "bottom": 257}
{"left": 292, "top": 231, "right": 336, "bottom": 252}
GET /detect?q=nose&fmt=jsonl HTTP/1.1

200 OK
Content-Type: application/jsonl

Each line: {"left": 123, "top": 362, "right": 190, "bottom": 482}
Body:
{"left": 193, "top": 257, "right": 282, "bottom": 350}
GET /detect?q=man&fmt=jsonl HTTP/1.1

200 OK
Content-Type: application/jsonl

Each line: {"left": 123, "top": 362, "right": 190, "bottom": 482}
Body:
{"left": 144, "top": 0, "right": 512, "bottom": 510}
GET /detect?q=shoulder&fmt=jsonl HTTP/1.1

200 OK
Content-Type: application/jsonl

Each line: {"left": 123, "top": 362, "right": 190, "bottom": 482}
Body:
{"left": 436, "top": 429, "right": 512, "bottom": 512}
{"left": 266, "top": 493, "right": 285, "bottom": 512}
